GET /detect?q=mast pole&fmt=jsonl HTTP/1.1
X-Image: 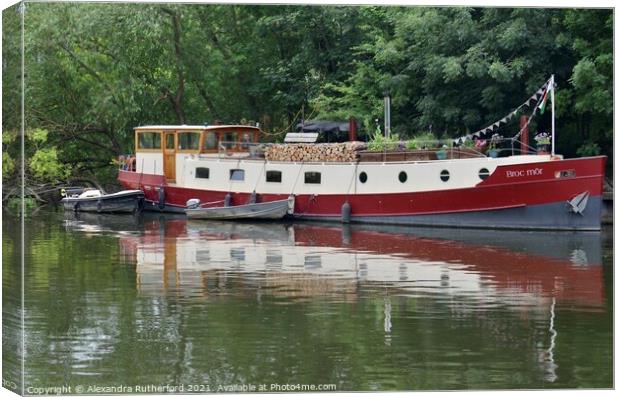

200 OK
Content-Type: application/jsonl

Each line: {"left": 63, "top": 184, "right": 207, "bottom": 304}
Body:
{"left": 551, "top": 74, "right": 555, "bottom": 156}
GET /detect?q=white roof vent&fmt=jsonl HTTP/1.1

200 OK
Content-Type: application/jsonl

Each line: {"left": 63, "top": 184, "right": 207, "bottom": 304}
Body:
{"left": 284, "top": 132, "right": 318, "bottom": 143}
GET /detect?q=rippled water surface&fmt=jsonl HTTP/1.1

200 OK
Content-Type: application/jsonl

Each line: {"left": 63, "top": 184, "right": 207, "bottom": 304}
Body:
{"left": 2, "top": 209, "right": 613, "bottom": 392}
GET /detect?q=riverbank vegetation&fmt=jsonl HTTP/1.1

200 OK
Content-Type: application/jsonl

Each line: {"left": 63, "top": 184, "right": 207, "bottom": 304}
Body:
{"left": 2, "top": 3, "right": 613, "bottom": 191}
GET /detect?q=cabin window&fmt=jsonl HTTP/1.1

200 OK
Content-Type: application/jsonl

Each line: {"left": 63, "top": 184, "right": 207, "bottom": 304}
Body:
{"left": 266, "top": 170, "right": 282, "bottom": 183}
{"left": 177, "top": 132, "right": 201, "bottom": 150}
{"left": 223, "top": 132, "right": 237, "bottom": 149}
{"left": 230, "top": 169, "right": 245, "bottom": 181}
{"left": 304, "top": 172, "right": 321, "bottom": 184}
{"left": 195, "top": 167, "right": 210, "bottom": 179}
{"left": 359, "top": 172, "right": 368, "bottom": 183}
{"left": 440, "top": 170, "right": 450, "bottom": 182}
{"left": 398, "top": 171, "right": 407, "bottom": 183}
{"left": 165, "top": 134, "right": 175, "bottom": 149}
{"left": 478, "top": 168, "right": 490, "bottom": 180}
{"left": 137, "top": 132, "right": 161, "bottom": 149}
{"left": 203, "top": 132, "right": 218, "bottom": 150}
{"left": 240, "top": 132, "right": 252, "bottom": 149}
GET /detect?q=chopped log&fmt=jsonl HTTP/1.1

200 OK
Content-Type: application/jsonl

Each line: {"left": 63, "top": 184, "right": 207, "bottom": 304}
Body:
{"left": 265, "top": 141, "right": 367, "bottom": 162}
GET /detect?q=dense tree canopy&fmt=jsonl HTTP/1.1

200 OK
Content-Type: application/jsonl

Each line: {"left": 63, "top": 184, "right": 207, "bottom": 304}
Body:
{"left": 2, "top": 3, "right": 613, "bottom": 184}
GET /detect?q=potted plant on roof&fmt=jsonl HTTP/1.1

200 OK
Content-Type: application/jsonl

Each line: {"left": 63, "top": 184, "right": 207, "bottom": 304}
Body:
{"left": 462, "top": 137, "right": 476, "bottom": 154}
{"left": 487, "top": 134, "right": 501, "bottom": 158}
{"left": 436, "top": 143, "right": 448, "bottom": 160}
{"left": 534, "top": 132, "right": 551, "bottom": 154}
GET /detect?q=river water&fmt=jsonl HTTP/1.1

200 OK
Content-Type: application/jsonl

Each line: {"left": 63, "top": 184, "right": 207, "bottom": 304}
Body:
{"left": 2, "top": 209, "right": 613, "bottom": 392}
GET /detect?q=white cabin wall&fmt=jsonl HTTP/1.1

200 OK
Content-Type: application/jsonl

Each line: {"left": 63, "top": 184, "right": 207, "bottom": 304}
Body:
{"left": 136, "top": 153, "right": 164, "bottom": 175}
{"left": 175, "top": 154, "right": 190, "bottom": 185}
{"left": 180, "top": 155, "right": 550, "bottom": 195}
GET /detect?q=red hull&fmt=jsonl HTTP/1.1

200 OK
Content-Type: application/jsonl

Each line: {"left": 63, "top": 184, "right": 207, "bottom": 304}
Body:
{"left": 118, "top": 156, "right": 606, "bottom": 229}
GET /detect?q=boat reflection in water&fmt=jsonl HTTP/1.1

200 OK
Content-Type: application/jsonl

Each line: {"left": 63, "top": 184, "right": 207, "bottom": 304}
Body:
{"left": 66, "top": 212, "right": 605, "bottom": 385}
{"left": 116, "top": 216, "right": 603, "bottom": 311}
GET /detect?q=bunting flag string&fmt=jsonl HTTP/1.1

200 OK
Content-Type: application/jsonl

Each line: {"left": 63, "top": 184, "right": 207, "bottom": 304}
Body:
{"left": 461, "top": 78, "right": 552, "bottom": 142}
{"left": 512, "top": 78, "right": 554, "bottom": 141}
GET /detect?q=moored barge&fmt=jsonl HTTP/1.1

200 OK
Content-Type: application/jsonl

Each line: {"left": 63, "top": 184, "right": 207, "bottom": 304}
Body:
{"left": 118, "top": 80, "right": 606, "bottom": 230}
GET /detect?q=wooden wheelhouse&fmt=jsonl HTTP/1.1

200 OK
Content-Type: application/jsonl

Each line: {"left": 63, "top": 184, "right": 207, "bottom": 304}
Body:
{"left": 134, "top": 125, "right": 261, "bottom": 182}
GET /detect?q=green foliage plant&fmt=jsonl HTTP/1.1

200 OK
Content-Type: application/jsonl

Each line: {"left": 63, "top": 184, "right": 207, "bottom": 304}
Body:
{"left": 25, "top": 129, "right": 70, "bottom": 182}
{"left": 410, "top": 132, "right": 437, "bottom": 149}
{"left": 405, "top": 139, "right": 419, "bottom": 150}
{"left": 576, "top": 141, "right": 601, "bottom": 157}
{"left": 2, "top": 130, "right": 17, "bottom": 181}
{"left": 367, "top": 130, "right": 400, "bottom": 151}
{"left": 29, "top": 147, "right": 70, "bottom": 181}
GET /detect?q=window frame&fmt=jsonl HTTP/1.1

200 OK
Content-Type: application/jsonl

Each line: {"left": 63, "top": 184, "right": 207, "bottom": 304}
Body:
{"left": 195, "top": 167, "right": 210, "bottom": 179}
{"left": 177, "top": 131, "right": 202, "bottom": 152}
{"left": 136, "top": 131, "right": 162, "bottom": 151}
{"left": 304, "top": 171, "right": 322, "bottom": 184}
{"left": 222, "top": 131, "right": 238, "bottom": 150}
{"left": 203, "top": 131, "right": 219, "bottom": 152}
{"left": 229, "top": 168, "right": 245, "bottom": 181}
{"left": 266, "top": 170, "right": 283, "bottom": 183}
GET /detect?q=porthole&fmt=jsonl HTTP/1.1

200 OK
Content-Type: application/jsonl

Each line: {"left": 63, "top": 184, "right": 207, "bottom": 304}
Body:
{"left": 478, "top": 168, "right": 490, "bottom": 180}
{"left": 359, "top": 172, "right": 368, "bottom": 183}
{"left": 398, "top": 171, "right": 407, "bottom": 183}
{"left": 440, "top": 170, "right": 450, "bottom": 182}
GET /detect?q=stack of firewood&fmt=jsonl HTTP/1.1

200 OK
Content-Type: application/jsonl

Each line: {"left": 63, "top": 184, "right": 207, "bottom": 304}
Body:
{"left": 265, "top": 141, "right": 367, "bottom": 162}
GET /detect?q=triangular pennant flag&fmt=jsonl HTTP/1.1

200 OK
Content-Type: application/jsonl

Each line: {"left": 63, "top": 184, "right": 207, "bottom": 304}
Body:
{"left": 538, "top": 80, "right": 552, "bottom": 114}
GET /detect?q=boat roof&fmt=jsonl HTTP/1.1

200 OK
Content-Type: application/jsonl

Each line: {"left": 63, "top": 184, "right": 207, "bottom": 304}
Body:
{"left": 134, "top": 124, "right": 260, "bottom": 131}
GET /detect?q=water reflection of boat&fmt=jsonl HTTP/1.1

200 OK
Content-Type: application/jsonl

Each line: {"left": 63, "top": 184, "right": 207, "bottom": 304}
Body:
{"left": 114, "top": 217, "right": 604, "bottom": 309}
{"left": 63, "top": 211, "right": 144, "bottom": 234}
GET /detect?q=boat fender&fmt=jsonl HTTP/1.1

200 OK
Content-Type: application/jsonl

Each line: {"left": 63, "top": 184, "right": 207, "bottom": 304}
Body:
{"left": 186, "top": 198, "right": 201, "bottom": 209}
{"left": 249, "top": 191, "right": 257, "bottom": 204}
{"left": 287, "top": 194, "right": 296, "bottom": 215}
{"left": 224, "top": 193, "right": 232, "bottom": 207}
{"left": 73, "top": 202, "right": 80, "bottom": 212}
{"left": 158, "top": 187, "right": 166, "bottom": 210}
{"left": 341, "top": 201, "right": 351, "bottom": 223}
{"left": 342, "top": 224, "right": 351, "bottom": 245}
{"left": 97, "top": 199, "right": 103, "bottom": 212}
